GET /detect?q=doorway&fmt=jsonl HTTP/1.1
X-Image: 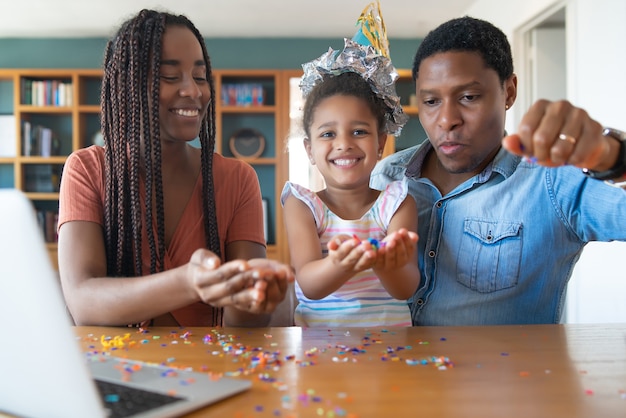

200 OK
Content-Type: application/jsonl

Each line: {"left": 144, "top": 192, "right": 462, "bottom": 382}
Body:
{"left": 517, "top": 3, "right": 626, "bottom": 324}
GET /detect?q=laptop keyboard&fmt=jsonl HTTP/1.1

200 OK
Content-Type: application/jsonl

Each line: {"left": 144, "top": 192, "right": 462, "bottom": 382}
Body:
{"left": 96, "top": 379, "right": 184, "bottom": 418}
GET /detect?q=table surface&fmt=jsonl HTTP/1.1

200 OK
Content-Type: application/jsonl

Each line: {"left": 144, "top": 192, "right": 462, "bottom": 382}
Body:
{"left": 72, "top": 324, "right": 626, "bottom": 417}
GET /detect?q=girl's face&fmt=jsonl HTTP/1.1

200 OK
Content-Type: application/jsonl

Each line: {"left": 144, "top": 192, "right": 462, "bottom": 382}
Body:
{"left": 158, "top": 25, "right": 212, "bottom": 143}
{"left": 304, "top": 94, "right": 386, "bottom": 191}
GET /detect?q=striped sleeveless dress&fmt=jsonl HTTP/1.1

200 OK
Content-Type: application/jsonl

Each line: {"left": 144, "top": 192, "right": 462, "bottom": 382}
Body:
{"left": 280, "top": 180, "right": 412, "bottom": 327}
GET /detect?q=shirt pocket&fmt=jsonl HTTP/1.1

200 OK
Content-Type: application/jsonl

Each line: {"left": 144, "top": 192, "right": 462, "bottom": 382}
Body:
{"left": 456, "top": 219, "right": 522, "bottom": 293}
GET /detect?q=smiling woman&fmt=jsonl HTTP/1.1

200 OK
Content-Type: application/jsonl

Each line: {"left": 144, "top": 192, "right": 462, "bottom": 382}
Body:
{"left": 158, "top": 26, "right": 211, "bottom": 143}
{"left": 56, "top": 9, "right": 293, "bottom": 329}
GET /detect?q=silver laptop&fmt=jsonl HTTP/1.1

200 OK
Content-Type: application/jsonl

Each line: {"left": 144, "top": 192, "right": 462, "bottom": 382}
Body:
{"left": 0, "top": 189, "right": 251, "bottom": 418}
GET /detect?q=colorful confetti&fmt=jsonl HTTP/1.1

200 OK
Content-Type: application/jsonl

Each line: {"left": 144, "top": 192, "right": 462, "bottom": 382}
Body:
{"left": 87, "top": 327, "right": 460, "bottom": 416}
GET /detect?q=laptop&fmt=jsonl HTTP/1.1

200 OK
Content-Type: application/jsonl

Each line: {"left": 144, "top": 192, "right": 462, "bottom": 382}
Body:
{"left": 0, "top": 189, "right": 251, "bottom": 418}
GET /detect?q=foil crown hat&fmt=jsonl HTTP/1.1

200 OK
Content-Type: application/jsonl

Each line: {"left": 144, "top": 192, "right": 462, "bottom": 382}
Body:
{"left": 299, "top": 1, "right": 408, "bottom": 136}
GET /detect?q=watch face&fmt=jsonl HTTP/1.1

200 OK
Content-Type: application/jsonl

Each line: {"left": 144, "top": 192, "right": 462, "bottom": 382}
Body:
{"left": 229, "top": 128, "right": 265, "bottom": 159}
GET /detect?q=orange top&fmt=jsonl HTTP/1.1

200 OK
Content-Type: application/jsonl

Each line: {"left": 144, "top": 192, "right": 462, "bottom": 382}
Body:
{"left": 58, "top": 145, "right": 265, "bottom": 326}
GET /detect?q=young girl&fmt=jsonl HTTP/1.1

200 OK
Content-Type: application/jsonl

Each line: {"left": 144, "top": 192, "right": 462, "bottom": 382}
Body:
{"left": 281, "top": 66, "right": 420, "bottom": 327}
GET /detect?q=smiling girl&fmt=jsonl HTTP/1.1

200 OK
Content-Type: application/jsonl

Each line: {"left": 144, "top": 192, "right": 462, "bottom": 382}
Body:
{"left": 281, "top": 62, "right": 420, "bottom": 326}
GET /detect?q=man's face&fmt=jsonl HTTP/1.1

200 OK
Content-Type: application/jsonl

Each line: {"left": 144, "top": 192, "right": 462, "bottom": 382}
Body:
{"left": 416, "top": 51, "right": 516, "bottom": 175}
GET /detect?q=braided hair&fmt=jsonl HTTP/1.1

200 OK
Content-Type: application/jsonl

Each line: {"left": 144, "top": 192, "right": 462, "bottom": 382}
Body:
{"left": 101, "top": 9, "right": 223, "bottom": 324}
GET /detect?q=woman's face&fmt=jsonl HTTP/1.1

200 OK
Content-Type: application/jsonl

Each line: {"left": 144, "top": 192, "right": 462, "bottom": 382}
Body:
{"left": 158, "top": 25, "right": 212, "bottom": 144}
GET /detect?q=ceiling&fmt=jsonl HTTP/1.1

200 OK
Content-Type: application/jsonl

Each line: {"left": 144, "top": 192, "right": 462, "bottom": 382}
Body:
{"left": 0, "top": 0, "right": 478, "bottom": 39}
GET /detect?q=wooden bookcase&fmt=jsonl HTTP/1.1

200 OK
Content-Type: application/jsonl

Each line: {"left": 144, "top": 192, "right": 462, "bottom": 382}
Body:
{"left": 382, "top": 69, "right": 426, "bottom": 157}
{"left": 0, "top": 68, "right": 418, "bottom": 270}
{"left": 0, "top": 68, "right": 291, "bottom": 269}
{"left": 0, "top": 69, "right": 102, "bottom": 270}
{"left": 212, "top": 69, "right": 289, "bottom": 263}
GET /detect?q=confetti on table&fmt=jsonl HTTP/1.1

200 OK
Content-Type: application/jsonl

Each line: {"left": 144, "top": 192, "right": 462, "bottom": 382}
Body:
{"left": 100, "top": 333, "right": 131, "bottom": 350}
{"left": 405, "top": 356, "right": 454, "bottom": 369}
{"left": 85, "top": 327, "right": 460, "bottom": 417}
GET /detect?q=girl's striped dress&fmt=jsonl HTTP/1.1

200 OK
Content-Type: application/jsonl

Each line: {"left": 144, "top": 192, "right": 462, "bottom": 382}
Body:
{"left": 280, "top": 180, "right": 412, "bottom": 327}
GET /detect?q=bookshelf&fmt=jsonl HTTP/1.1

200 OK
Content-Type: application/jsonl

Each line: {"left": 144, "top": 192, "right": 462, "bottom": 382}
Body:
{"left": 0, "top": 68, "right": 291, "bottom": 268}
{"left": 0, "top": 69, "right": 102, "bottom": 270}
{"left": 0, "top": 68, "right": 424, "bottom": 269}
{"left": 213, "top": 69, "right": 289, "bottom": 262}
{"left": 382, "top": 69, "right": 427, "bottom": 157}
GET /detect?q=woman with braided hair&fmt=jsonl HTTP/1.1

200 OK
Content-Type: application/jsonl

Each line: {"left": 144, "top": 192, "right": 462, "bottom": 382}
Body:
{"left": 57, "top": 9, "right": 293, "bottom": 327}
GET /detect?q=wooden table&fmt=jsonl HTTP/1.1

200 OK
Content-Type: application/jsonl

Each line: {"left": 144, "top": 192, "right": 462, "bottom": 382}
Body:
{"left": 73, "top": 324, "right": 626, "bottom": 417}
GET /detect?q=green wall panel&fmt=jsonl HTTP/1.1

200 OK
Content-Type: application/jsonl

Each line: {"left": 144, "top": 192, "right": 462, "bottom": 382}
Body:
{"left": 0, "top": 80, "right": 13, "bottom": 113}
{"left": 0, "top": 37, "right": 420, "bottom": 71}
{"left": 0, "top": 38, "right": 108, "bottom": 68}
{"left": 0, "top": 164, "right": 14, "bottom": 188}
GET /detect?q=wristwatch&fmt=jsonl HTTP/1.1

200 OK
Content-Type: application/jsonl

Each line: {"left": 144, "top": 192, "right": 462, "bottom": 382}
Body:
{"left": 582, "top": 127, "right": 626, "bottom": 185}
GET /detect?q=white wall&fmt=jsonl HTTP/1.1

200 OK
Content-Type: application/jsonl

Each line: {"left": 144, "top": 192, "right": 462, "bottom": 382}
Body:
{"left": 530, "top": 27, "right": 566, "bottom": 103}
{"left": 465, "top": 0, "right": 626, "bottom": 137}
{"left": 465, "top": 0, "right": 626, "bottom": 323}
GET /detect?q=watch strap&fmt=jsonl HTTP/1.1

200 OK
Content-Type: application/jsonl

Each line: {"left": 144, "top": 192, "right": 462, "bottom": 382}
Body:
{"left": 582, "top": 127, "right": 626, "bottom": 181}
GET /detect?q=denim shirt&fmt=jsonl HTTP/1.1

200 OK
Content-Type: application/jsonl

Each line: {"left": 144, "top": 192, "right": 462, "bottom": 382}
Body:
{"left": 370, "top": 141, "right": 626, "bottom": 325}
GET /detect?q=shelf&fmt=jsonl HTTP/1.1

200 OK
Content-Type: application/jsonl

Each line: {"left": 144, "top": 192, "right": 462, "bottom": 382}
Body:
{"left": 403, "top": 105, "right": 419, "bottom": 116}
{"left": 238, "top": 157, "right": 278, "bottom": 165}
{"left": 19, "top": 156, "right": 67, "bottom": 164}
{"left": 220, "top": 105, "right": 277, "bottom": 114}
{"left": 17, "top": 105, "right": 73, "bottom": 113}
{"left": 0, "top": 69, "right": 297, "bottom": 266}
{"left": 25, "top": 192, "right": 59, "bottom": 200}
{"left": 213, "top": 69, "right": 288, "bottom": 262}
{"left": 0, "top": 69, "right": 103, "bottom": 269}
{"left": 77, "top": 105, "right": 100, "bottom": 113}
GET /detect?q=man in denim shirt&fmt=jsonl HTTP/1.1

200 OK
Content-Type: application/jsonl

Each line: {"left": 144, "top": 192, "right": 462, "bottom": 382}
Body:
{"left": 370, "top": 16, "right": 626, "bottom": 325}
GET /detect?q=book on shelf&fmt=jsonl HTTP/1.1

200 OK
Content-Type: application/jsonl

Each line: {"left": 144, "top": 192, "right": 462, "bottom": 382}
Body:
{"left": 22, "top": 121, "right": 31, "bottom": 156}
{"left": 38, "top": 127, "right": 52, "bottom": 157}
{"left": 221, "top": 83, "right": 264, "bottom": 106}
{"left": 22, "top": 121, "right": 59, "bottom": 157}
{"left": 21, "top": 79, "right": 31, "bottom": 105}
{"left": 24, "top": 164, "right": 60, "bottom": 193}
{"left": 22, "top": 79, "right": 73, "bottom": 106}
{"left": 0, "top": 115, "right": 16, "bottom": 157}
{"left": 35, "top": 209, "right": 59, "bottom": 243}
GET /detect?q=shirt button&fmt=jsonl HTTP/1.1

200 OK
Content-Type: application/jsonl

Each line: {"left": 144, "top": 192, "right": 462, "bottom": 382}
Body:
{"left": 436, "top": 201, "right": 443, "bottom": 208}
{"left": 415, "top": 298, "right": 425, "bottom": 305}
{"left": 428, "top": 250, "right": 435, "bottom": 257}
